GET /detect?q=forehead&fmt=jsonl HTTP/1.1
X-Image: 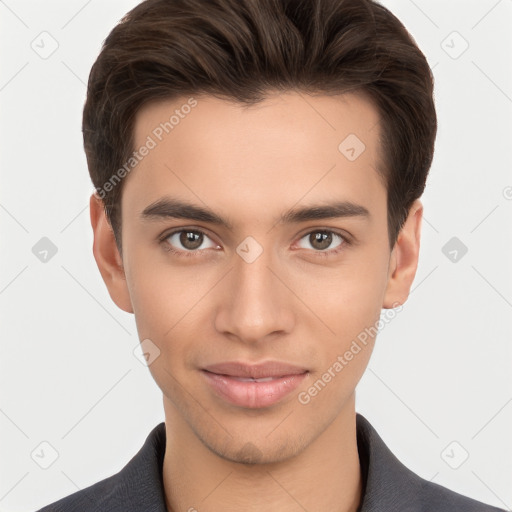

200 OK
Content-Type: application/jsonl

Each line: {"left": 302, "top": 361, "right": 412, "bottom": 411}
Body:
{"left": 124, "top": 91, "right": 385, "bottom": 224}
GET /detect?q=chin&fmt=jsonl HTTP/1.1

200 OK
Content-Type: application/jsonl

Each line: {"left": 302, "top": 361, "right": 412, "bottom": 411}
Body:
{"left": 204, "top": 430, "right": 305, "bottom": 466}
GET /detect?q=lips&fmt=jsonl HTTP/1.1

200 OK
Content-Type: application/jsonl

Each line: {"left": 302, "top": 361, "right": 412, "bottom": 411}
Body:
{"left": 228, "top": 376, "right": 279, "bottom": 382}
{"left": 201, "top": 361, "right": 308, "bottom": 408}
{"left": 202, "top": 361, "right": 307, "bottom": 379}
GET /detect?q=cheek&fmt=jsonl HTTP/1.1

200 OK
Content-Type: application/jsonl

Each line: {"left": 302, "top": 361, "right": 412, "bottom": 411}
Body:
{"left": 294, "top": 249, "right": 389, "bottom": 394}
{"left": 125, "top": 258, "right": 204, "bottom": 396}
{"left": 124, "top": 249, "right": 219, "bottom": 392}
{"left": 297, "top": 248, "right": 389, "bottom": 338}
{"left": 126, "top": 268, "right": 171, "bottom": 340}
{"left": 124, "top": 244, "right": 209, "bottom": 338}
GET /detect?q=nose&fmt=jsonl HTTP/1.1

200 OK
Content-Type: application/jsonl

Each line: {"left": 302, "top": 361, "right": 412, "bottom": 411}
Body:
{"left": 214, "top": 244, "right": 296, "bottom": 345}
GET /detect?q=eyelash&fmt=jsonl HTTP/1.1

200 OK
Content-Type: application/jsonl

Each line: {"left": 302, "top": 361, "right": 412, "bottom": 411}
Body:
{"left": 158, "top": 228, "right": 352, "bottom": 259}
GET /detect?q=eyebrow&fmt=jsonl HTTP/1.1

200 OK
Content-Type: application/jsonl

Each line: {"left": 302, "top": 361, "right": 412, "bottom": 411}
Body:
{"left": 140, "top": 197, "right": 370, "bottom": 229}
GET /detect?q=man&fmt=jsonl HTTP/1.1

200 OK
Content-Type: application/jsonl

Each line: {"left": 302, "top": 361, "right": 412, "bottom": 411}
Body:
{"left": 37, "top": 0, "right": 505, "bottom": 510}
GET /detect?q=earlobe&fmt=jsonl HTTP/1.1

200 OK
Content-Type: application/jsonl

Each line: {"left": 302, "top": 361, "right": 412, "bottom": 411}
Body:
{"left": 382, "top": 199, "right": 423, "bottom": 309}
{"left": 89, "top": 192, "right": 134, "bottom": 313}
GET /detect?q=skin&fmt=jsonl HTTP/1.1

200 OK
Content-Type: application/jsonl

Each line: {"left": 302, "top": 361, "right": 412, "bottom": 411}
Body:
{"left": 90, "top": 91, "right": 422, "bottom": 512}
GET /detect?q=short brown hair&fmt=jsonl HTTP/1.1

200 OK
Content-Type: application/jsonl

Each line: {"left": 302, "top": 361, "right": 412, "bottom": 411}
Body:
{"left": 83, "top": 0, "right": 437, "bottom": 250}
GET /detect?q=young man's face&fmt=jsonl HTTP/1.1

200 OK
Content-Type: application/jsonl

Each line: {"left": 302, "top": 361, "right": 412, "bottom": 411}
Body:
{"left": 92, "top": 91, "right": 421, "bottom": 464}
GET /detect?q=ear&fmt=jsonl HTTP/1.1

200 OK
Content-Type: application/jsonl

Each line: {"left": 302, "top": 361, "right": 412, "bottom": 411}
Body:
{"left": 89, "top": 192, "right": 133, "bottom": 313}
{"left": 382, "top": 199, "right": 423, "bottom": 308}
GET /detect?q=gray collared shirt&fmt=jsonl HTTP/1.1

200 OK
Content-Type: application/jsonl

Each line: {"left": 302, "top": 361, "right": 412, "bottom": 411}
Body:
{"left": 36, "top": 414, "right": 506, "bottom": 511}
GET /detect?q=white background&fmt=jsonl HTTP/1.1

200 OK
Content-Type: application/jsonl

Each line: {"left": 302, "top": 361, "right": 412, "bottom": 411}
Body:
{"left": 1, "top": 0, "right": 511, "bottom": 510}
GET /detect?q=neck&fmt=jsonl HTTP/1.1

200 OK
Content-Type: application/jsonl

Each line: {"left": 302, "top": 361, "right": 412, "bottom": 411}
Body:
{"left": 162, "top": 396, "right": 362, "bottom": 512}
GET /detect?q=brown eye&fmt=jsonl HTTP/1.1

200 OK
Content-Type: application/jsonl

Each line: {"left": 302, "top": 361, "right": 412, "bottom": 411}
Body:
{"left": 311, "top": 231, "right": 332, "bottom": 250}
{"left": 165, "top": 230, "right": 218, "bottom": 252}
{"left": 180, "top": 231, "right": 203, "bottom": 250}
{"left": 297, "top": 230, "right": 345, "bottom": 252}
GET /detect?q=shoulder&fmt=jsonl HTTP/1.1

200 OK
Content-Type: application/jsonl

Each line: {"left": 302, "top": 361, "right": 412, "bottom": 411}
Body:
{"left": 35, "top": 423, "right": 167, "bottom": 512}
{"left": 356, "top": 414, "right": 506, "bottom": 512}
{"left": 35, "top": 472, "right": 125, "bottom": 512}
{"left": 415, "top": 478, "right": 506, "bottom": 512}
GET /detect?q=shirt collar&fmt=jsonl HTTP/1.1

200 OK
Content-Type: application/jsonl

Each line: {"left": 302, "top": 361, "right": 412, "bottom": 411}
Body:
{"left": 117, "top": 413, "right": 422, "bottom": 511}
{"left": 356, "top": 414, "right": 423, "bottom": 511}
